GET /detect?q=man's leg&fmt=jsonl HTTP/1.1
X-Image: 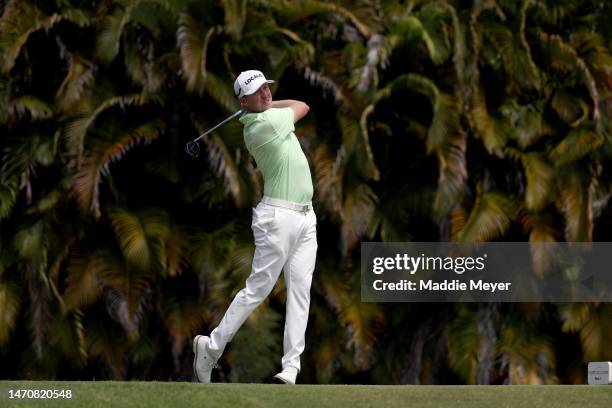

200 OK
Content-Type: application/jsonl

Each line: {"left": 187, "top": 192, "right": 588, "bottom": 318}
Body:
{"left": 207, "top": 204, "right": 290, "bottom": 358}
{"left": 280, "top": 209, "right": 317, "bottom": 374}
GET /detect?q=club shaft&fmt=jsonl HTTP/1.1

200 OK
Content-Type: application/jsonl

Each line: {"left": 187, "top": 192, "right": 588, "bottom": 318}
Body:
{"left": 191, "top": 109, "right": 243, "bottom": 143}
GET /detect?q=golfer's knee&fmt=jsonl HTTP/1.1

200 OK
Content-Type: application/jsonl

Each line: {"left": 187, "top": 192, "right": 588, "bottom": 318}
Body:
{"left": 239, "top": 285, "right": 272, "bottom": 306}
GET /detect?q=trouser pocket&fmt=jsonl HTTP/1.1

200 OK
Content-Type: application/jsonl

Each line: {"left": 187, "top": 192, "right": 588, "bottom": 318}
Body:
{"left": 251, "top": 205, "right": 276, "bottom": 245}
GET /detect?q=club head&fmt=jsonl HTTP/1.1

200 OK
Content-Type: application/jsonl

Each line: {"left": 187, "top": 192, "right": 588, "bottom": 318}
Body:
{"left": 185, "top": 141, "right": 200, "bottom": 158}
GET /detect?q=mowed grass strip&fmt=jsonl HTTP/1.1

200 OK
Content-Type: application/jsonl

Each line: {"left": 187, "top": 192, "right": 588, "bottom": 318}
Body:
{"left": 0, "top": 382, "right": 610, "bottom": 408}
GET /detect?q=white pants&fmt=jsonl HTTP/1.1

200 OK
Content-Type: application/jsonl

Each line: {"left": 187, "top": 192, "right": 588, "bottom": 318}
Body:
{"left": 207, "top": 198, "right": 318, "bottom": 372}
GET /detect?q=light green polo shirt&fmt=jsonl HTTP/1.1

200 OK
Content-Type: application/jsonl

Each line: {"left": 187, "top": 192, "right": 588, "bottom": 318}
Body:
{"left": 239, "top": 107, "right": 313, "bottom": 204}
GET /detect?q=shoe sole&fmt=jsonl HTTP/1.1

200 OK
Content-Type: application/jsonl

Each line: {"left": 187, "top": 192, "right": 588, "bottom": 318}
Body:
{"left": 193, "top": 335, "right": 202, "bottom": 382}
{"left": 272, "top": 374, "right": 294, "bottom": 385}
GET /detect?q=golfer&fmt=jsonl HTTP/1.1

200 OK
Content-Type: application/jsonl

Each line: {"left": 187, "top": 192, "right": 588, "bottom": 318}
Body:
{"left": 193, "top": 70, "right": 317, "bottom": 385}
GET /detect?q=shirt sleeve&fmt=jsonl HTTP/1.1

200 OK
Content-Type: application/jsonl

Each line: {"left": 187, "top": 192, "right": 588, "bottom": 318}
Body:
{"left": 245, "top": 118, "right": 276, "bottom": 151}
{"left": 265, "top": 107, "right": 295, "bottom": 139}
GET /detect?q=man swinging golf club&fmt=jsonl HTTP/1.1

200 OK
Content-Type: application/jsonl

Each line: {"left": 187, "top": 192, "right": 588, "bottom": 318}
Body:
{"left": 193, "top": 70, "right": 317, "bottom": 385}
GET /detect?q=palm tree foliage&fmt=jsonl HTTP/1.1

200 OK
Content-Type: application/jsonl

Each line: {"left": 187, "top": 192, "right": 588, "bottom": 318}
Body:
{"left": 1, "top": 0, "right": 611, "bottom": 384}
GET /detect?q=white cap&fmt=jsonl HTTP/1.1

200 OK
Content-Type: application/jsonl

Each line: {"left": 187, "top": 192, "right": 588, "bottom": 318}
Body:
{"left": 233, "top": 70, "right": 275, "bottom": 98}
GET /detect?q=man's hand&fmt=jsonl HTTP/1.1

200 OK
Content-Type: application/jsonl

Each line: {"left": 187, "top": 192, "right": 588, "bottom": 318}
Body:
{"left": 270, "top": 100, "right": 310, "bottom": 123}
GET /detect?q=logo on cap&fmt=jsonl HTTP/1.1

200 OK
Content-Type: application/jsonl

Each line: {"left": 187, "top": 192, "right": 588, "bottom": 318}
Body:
{"left": 244, "top": 73, "right": 263, "bottom": 86}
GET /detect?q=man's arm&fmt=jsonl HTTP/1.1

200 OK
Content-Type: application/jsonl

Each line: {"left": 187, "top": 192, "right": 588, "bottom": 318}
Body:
{"left": 270, "top": 100, "right": 309, "bottom": 123}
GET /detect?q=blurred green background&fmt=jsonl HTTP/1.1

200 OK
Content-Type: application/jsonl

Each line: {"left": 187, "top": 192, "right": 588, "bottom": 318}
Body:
{"left": 0, "top": 0, "right": 611, "bottom": 384}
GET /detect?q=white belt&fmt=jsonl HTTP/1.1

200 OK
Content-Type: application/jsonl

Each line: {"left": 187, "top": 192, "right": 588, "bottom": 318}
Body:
{"left": 261, "top": 196, "right": 313, "bottom": 212}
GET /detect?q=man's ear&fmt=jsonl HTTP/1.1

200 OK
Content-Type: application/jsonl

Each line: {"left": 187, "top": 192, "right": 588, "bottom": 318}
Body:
{"left": 240, "top": 96, "right": 247, "bottom": 108}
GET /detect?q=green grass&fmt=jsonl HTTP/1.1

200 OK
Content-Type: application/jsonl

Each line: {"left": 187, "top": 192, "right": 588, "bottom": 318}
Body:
{"left": 0, "top": 382, "right": 610, "bottom": 407}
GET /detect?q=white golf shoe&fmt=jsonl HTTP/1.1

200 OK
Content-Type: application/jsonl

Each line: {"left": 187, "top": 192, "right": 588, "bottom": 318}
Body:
{"left": 272, "top": 366, "right": 298, "bottom": 384}
{"left": 193, "top": 335, "right": 217, "bottom": 383}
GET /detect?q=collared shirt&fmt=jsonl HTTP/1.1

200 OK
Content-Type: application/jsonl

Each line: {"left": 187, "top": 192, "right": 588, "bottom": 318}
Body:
{"left": 239, "top": 107, "right": 313, "bottom": 204}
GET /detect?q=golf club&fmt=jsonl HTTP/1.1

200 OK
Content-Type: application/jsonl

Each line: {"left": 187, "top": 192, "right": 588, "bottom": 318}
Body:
{"left": 185, "top": 109, "right": 244, "bottom": 158}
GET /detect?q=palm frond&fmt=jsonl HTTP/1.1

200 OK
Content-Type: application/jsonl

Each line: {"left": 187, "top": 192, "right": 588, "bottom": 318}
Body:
{"left": 13, "top": 219, "right": 45, "bottom": 259}
{"left": 300, "top": 66, "right": 351, "bottom": 108}
{"left": 47, "top": 309, "right": 87, "bottom": 367}
{"left": 356, "top": 34, "right": 384, "bottom": 94}
{"left": 499, "top": 99, "right": 549, "bottom": 149}
{"left": 311, "top": 141, "right": 343, "bottom": 221}
{"left": 433, "top": 131, "right": 467, "bottom": 220}
{"left": 138, "top": 209, "right": 188, "bottom": 278}
{"left": 482, "top": 20, "right": 539, "bottom": 90}
{"left": 470, "top": 88, "right": 507, "bottom": 155}
{"left": 559, "top": 303, "right": 612, "bottom": 361}
{"left": 340, "top": 182, "right": 377, "bottom": 256}
{"left": 108, "top": 207, "right": 153, "bottom": 272}
{"left": 457, "top": 188, "right": 517, "bottom": 243}
{"left": 505, "top": 149, "right": 555, "bottom": 211}
{"left": 338, "top": 111, "right": 378, "bottom": 181}
{"left": 533, "top": 0, "right": 580, "bottom": 26}
{"left": 548, "top": 125, "right": 604, "bottom": 167}
{"left": 86, "top": 308, "right": 129, "bottom": 379}
{"left": 103, "top": 279, "right": 150, "bottom": 340}
{"left": 0, "top": 0, "right": 41, "bottom": 73}
{"left": 447, "top": 303, "right": 500, "bottom": 384}
{"left": 162, "top": 291, "right": 207, "bottom": 341}
{"left": 64, "top": 92, "right": 161, "bottom": 164}
{"left": 0, "top": 180, "right": 18, "bottom": 220}
{"left": 520, "top": 212, "right": 560, "bottom": 276}
{"left": 73, "top": 119, "right": 164, "bottom": 217}
{"left": 556, "top": 165, "right": 595, "bottom": 242}
{"left": 4, "top": 96, "right": 54, "bottom": 124}
{"left": 577, "top": 304, "right": 612, "bottom": 361}
{"left": 63, "top": 248, "right": 120, "bottom": 311}
{"left": 222, "top": 0, "right": 247, "bottom": 39}
{"left": 129, "top": 0, "right": 178, "bottom": 37}
{"left": 162, "top": 290, "right": 207, "bottom": 371}
{"left": 221, "top": 237, "right": 258, "bottom": 298}
{"left": 572, "top": 30, "right": 612, "bottom": 76}
{"left": 466, "top": 0, "right": 501, "bottom": 85}
{"left": 314, "top": 258, "right": 350, "bottom": 312}
{"left": 439, "top": 1, "right": 466, "bottom": 83}
{"left": 123, "top": 34, "right": 147, "bottom": 86}
{"left": 107, "top": 208, "right": 185, "bottom": 324}
{"left": 387, "top": 14, "right": 443, "bottom": 64}
{"left": 55, "top": 54, "right": 96, "bottom": 112}
{"left": 537, "top": 30, "right": 601, "bottom": 128}
{"left": 0, "top": 0, "right": 89, "bottom": 74}
{"left": 498, "top": 320, "right": 557, "bottom": 384}
{"left": 177, "top": 12, "right": 223, "bottom": 94}
{"left": 416, "top": 3, "right": 452, "bottom": 65}
{"left": 560, "top": 302, "right": 591, "bottom": 333}
{"left": 46, "top": 234, "right": 76, "bottom": 313}
{"left": 339, "top": 292, "right": 384, "bottom": 369}
{"left": 368, "top": 186, "right": 434, "bottom": 242}
{"left": 121, "top": 32, "right": 173, "bottom": 94}
{"left": 190, "top": 222, "right": 237, "bottom": 299}
{"left": 95, "top": 7, "right": 126, "bottom": 64}
{"left": 265, "top": 0, "right": 371, "bottom": 38}
{"left": 388, "top": 74, "right": 458, "bottom": 152}
{"left": 551, "top": 87, "right": 590, "bottom": 127}
{"left": 27, "top": 260, "right": 52, "bottom": 360}
{"left": 518, "top": 0, "right": 542, "bottom": 87}
{"left": 365, "top": 73, "right": 464, "bottom": 219}
{"left": 201, "top": 130, "right": 242, "bottom": 208}
{"left": 203, "top": 71, "right": 240, "bottom": 113}
{"left": 270, "top": 32, "right": 315, "bottom": 71}
{"left": 445, "top": 304, "right": 481, "bottom": 383}
{"left": 0, "top": 279, "right": 21, "bottom": 346}
{"left": 521, "top": 212, "right": 559, "bottom": 242}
